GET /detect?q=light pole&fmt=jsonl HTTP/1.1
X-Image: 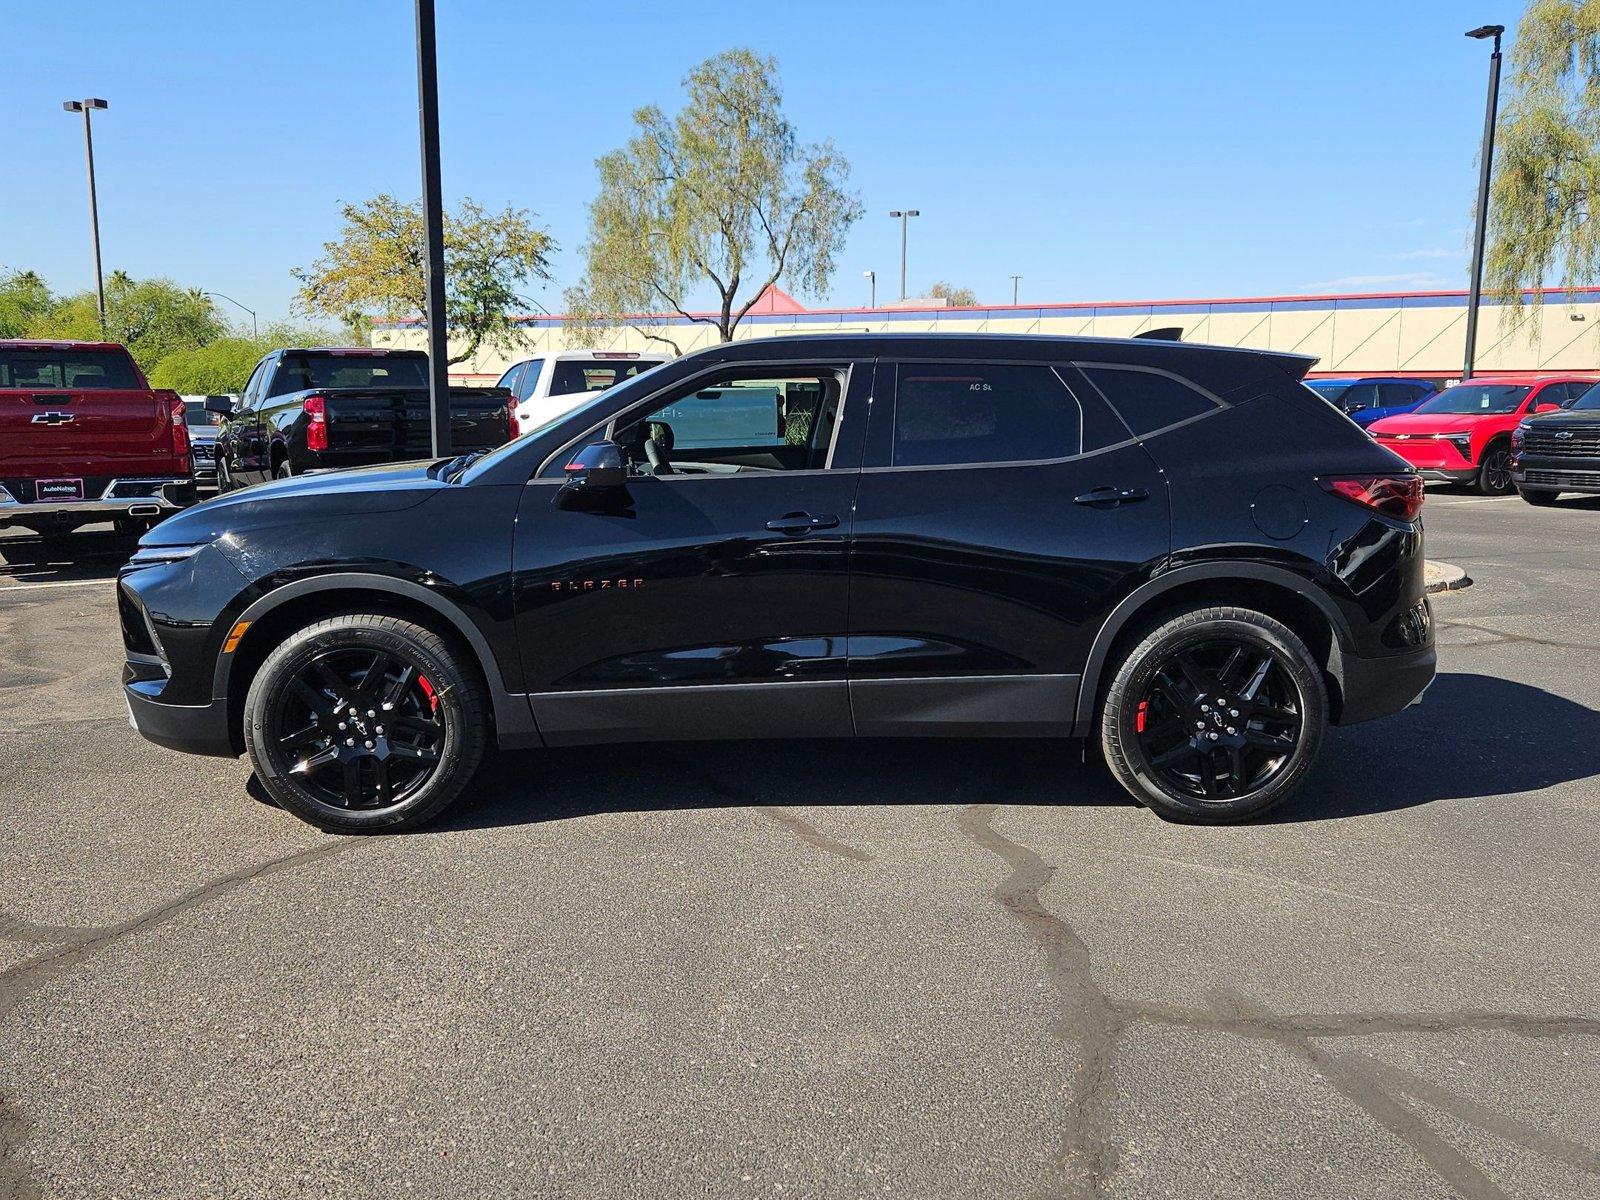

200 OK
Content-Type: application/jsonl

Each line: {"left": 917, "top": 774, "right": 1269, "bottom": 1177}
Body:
{"left": 62, "top": 98, "right": 109, "bottom": 336}
{"left": 888, "top": 209, "right": 920, "bottom": 300}
{"left": 1463, "top": 23, "right": 1506, "bottom": 381}
{"left": 414, "top": 0, "right": 451, "bottom": 456}
{"left": 204, "top": 291, "right": 257, "bottom": 339}
{"left": 1010, "top": 275, "right": 1022, "bottom": 305}
{"left": 863, "top": 269, "right": 876, "bottom": 308}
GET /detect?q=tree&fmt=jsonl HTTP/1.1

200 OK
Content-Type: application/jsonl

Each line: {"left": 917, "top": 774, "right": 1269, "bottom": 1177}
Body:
{"left": 928, "top": 281, "right": 979, "bottom": 307}
{"left": 0, "top": 270, "right": 53, "bottom": 337}
{"left": 27, "top": 275, "right": 224, "bottom": 372}
{"left": 568, "top": 48, "right": 862, "bottom": 353}
{"left": 148, "top": 338, "right": 269, "bottom": 394}
{"left": 148, "top": 321, "right": 341, "bottom": 394}
{"left": 294, "top": 194, "right": 554, "bottom": 364}
{"left": 1485, "top": 0, "right": 1600, "bottom": 322}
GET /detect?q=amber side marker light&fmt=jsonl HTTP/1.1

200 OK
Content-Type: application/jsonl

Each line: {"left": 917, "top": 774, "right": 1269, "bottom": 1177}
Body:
{"left": 222, "top": 620, "right": 252, "bottom": 654}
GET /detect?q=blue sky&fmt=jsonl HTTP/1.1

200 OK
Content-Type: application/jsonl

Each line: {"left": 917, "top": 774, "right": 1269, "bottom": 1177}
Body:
{"left": 2, "top": 0, "right": 1506, "bottom": 324}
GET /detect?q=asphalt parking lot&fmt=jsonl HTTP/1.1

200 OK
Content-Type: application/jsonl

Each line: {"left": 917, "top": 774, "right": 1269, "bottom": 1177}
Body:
{"left": 2, "top": 490, "right": 1598, "bottom": 1200}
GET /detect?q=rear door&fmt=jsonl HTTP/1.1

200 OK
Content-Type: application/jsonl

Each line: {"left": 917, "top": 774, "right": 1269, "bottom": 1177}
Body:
{"left": 0, "top": 346, "right": 164, "bottom": 482}
{"left": 846, "top": 358, "right": 1169, "bottom": 736}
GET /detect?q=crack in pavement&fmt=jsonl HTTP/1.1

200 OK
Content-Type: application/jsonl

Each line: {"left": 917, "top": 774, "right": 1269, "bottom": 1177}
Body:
{"left": 667, "top": 754, "right": 876, "bottom": 863}
{"left": 0, "top": 838, "right": 364, "bottom": 1197}
{"left": 1433, "top": 618, "right": 1600, "bottom": 654}
{"left": 957, "top": 803, "right": 1600, "bottom": 1200}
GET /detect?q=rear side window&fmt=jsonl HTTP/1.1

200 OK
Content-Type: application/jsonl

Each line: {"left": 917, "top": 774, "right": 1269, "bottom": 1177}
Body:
{"left": 0, "top": 349, "right": 141, "bottom": 390}
{"left": 893, "top": 363, "right": 1082, "bottom": 467}
{"left": 1079, "top": 366, "right": 1219, "bottom": 435}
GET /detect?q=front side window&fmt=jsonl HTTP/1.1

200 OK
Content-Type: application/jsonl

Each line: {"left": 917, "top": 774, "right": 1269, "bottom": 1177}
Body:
{"left": 497, "top": 362, "right": 526, "bottom": 393}
{"left": 1415, "top": 384, "right": 1530, "bottom": 415}
{"left": 1379, "top": 383, "right": 1422, "bottom": 407}
{"left": 892, "top": 363, "right": 1082, "bottom": 467}
{"left": 611, "top": 367, "right": 846, "bottom": 475}
{"left": 0, "top": 349, "right": 141, "bottom": 389}
{"left": 1079, "top": 366, "right": 1218, "bottom": 435}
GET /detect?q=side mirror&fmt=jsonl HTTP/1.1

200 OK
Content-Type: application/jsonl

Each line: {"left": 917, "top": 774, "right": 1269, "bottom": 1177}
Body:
{"left": 204, "top": 394, "right": 235, "bottom": 416}
{"left": 1347, "top": 403, "right": 1367, "bottom": 413}
{"left": 562, "top": 440, "right": 628, "bottom": 490}
{"left": 1534, "top": 402, "right": 1561, "bottom": 414}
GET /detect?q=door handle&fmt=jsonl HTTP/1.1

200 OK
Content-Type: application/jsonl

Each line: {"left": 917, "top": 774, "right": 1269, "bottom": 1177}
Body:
{"left": 1074, "top": 485, "right": 1150, "bottom": 507}
{"left": 765, "top": 511, "right": 840, "bottom": 534}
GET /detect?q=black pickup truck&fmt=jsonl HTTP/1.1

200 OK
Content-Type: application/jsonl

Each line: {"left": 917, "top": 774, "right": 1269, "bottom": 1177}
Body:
{"left": 211, "top": 348, "right": 510, "bottom": 490}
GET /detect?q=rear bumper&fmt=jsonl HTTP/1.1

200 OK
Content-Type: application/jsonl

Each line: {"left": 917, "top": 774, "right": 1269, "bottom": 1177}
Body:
{"left": 0, "top": 477, "right": 196, "bottom": 524}
{"left": 124, "top": 677, "right": 236, "bottom": 757}
{"left": 1335, "top": 643, "right": 1437, "bottom": 726}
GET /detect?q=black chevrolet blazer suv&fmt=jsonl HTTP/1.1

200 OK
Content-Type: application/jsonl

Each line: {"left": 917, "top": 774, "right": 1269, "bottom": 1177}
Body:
{"left": 120, "top": 333, "right": 1436, "bottom": 831}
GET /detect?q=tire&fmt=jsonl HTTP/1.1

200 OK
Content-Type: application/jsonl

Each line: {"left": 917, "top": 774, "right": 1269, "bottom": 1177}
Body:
{"left": 244, "top": 614, "right": 489, "bottom": 833}
{"left": 1519, "top": 488, "right": 1562, "bottom": 507}
{"left": 1476, "top": 441, "right": 1514, "bottom": 495}
{"left": 274, "top": 459, "right": 293, "bottom": 480}
{"left": 1100, "top": 606, "right": 1327, "bottom": 823}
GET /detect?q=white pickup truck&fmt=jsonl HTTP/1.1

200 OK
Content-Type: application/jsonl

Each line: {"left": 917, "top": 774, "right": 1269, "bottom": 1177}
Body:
{"left": 497, "top": 350, "right": 666, "bottom": 436}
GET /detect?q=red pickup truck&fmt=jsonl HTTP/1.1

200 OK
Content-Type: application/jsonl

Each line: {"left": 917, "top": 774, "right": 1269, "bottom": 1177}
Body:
{"left": 0, "top": 339, "right": 196, "bottom": 537}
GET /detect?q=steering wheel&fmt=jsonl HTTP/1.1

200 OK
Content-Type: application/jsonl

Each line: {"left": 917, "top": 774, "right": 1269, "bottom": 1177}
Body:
{"left": 644, "top": 435, "right": 675, "bottom": 475}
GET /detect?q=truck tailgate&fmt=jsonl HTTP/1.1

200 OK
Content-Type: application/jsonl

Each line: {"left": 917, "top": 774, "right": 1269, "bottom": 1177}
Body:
{"left": 326, "top": 388, "right": 509, "bottom": 458}
{"left": 0, "top": 387, "right": 169, "bottom": 478}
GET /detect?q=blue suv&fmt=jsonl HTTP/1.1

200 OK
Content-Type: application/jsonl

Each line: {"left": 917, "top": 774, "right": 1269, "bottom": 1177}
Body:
{"left": 1305, "top": 377, "right": 1439, "bottom": 429}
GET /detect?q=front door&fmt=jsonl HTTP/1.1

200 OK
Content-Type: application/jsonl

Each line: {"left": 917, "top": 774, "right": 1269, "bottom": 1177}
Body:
{"left": 512, "top": 358, "right": 873, "bottom": 745}
{"left": 846, "top": 359, "right": 1170, "bottom": 736}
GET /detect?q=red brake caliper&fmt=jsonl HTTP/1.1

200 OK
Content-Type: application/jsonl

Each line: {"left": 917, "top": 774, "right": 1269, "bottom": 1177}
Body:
{"left": 418, "top": 675, "right": 439, "bottom": 714}
{"left": 1135, "top": 699, "right": 1149, "bottom": 733}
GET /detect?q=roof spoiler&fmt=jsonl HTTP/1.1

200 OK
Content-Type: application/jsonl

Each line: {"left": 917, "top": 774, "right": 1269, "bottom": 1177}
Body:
{"left": 1133, "top": 326, "right": 1184, "bottom": 342}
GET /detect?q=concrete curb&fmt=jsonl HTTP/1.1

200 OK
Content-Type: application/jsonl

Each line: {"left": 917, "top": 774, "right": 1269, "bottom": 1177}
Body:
{"left": 1424, "top": 561, "right": 1471, "bottom": 594}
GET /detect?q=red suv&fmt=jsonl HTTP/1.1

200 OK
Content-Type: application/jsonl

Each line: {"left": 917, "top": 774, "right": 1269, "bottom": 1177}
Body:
{"left": 0, "top": 340, "right": 195, "bottom": 537}
{"left": 1367, "top": 376, "right": 1593, "bottom": 495}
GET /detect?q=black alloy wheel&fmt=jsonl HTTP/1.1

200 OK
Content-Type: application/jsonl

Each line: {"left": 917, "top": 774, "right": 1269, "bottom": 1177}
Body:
{"left": 245, "top": 614, "right": 488, "bottom": 832}
{"left": 1100, "top": 606, "right": 1327, "bottom": 822}
{"left": 1477, "top": 443, "right": 1514, "bottom": 495}
{"left": 1133, "top": 639, "right": 1301, "bottom": 801}
{"left": 271, "top": 646, "right": 444, "bottom": 810}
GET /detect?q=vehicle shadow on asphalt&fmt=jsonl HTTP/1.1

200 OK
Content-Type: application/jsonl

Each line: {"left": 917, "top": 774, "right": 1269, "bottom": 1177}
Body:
{"left": 0, "top": 529, "right": 136, "bottom": 585}
{"left": 426, "top": 671, "right": 1596, "bottom": 832}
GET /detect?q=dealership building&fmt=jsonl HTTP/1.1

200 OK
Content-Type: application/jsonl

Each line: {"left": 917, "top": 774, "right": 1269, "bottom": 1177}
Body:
{"left": 373, "top": 284, "right": 1600, "bottom": 385}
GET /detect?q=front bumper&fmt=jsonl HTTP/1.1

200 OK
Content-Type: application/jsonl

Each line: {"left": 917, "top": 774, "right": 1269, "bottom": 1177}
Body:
{"left": 1514, "top": 454, "right": 1600, "bottom": 494}
{"left": 1335, "top": 643, "right": 1437, "bottom": 725}
{"left": 1373, "top": 437, "right": 1476, "bottom": 481}
{"left": 124, "top": 675, "right": 236, "bottom": 757}
{"left": 0, "top": 477, "right": 196, "bottom": 524}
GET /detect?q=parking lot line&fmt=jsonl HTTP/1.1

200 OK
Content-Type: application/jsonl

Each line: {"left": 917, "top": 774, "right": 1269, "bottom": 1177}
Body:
{"left": 0, "top": 579, "right": 112, "bottom": 594}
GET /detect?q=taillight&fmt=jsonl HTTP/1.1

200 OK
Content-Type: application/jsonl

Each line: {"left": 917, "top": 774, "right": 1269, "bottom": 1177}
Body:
{"left": 170, "top": 399, "right": 190, "bottom": 458}
{"left": 303, "top": 393, "right": 328, "bottom": 452}
{"left": 507, "top": 396, "right": 521, "bottom": 439}
{"left": 1319, "top": 474, "right": 1424, "bottom": 521}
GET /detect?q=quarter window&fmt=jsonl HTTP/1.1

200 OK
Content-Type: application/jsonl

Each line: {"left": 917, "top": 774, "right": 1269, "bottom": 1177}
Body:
{"left": 1080, "top": 366, "right": 1219, "bottom": 435}
{"left": 892, "top": 363, "right": 1082, "bottom": 467}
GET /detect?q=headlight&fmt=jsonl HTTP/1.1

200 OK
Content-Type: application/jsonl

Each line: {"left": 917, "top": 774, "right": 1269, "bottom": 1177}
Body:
{"left": 124, "top": 543, "right": 207, "bottom": 570}
{"left": 1512, "top": 422, "right": 1530, "bottom": 450}
{"left": 1441, "top": 432, "right": 1473, "bottom": 457}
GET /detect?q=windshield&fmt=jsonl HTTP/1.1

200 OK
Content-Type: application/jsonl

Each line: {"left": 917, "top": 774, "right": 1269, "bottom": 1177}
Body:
{"left": 1568, "top": 383, "right": 1600, "bottom": 411}
{"left": 183, "top": 401, "right": 219, "bottom": 427}
{"left": 1305, "top": 382, "right": 1349, "bottom": 399}
{"left": 1415, "top": 384, "right": 1530, "bottom": 416}
{"left": 459, "top": 358, "right": 675, "bottom": 482}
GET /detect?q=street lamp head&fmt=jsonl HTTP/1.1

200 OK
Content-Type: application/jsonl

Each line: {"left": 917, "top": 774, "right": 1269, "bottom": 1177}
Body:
{"left": 1465, "top": 24, "right": 1505, "bottom": 39}
{"left": 85, "top": 98, "right": 109, "bottom": 109}
{"left": 905, "top": 210, "right": 920, "bottom": 217}
{"left": 63, "top": 98, "right": 109, "bottom": 112}
{"left": 888, "top": 210, "right": 921, "bottom": 218}
{"left": 863, "top": 269, "right": 874, "bottom": 278}
{"left": 888, "top": 210, "right": 902, "bottom": 218}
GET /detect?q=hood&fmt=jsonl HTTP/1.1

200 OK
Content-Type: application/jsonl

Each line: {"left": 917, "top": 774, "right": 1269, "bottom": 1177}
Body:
{"left": 1368, "top": 412, "right": 1486, "bottom": 436}
{"left": 1524, "top": 408, "right": 1600, "bottom": 428}
{"left": 141, "top": 459, "right": 444, "bottom": 547}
